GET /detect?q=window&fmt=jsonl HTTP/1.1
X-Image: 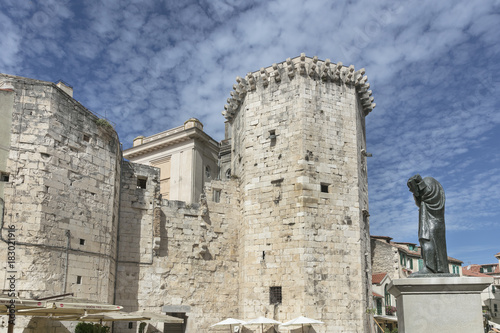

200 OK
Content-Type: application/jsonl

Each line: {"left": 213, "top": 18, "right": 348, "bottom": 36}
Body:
{"left": 225, "top": 168, "right": 231, "bottom": 179}
{"left": 137, "top": 177, "right": 147, "bottom": 189}
{"left": 151, "top": 157, "right": 171, "bottom": 199}
{"left": 83, "top": 134, "right": 90, "bottom": 142}
{"left": 408, "top": 244, "right": 415, "bottom": 251}
{"left": 418, "top": 259, "right": 423, "bottom": 270}
{"left": 0, "top": 172, "right": 9, "bottom": 182}
{"left": 408, "top": 258, "right": 413, "bottom": 270}
{"left": 269, "top": 286, "right": 282, "bottom": 304}
{"left": 79, "top": 239, "right": 85, "bottom": 245}
{"left": 320, "top": 183, "right": 329, "bottom": 193}
{"left": 492, "top": 285, "right": 496, "bottom": 294}
{"left": 269, "top": 130, "right": 276, "bottom": 147}
{"left": 384, "top": 285, "right": 391, "bottom": 306}
{"left": 495, "top": 304, "right": 498, "bottom": 312}
{"left": 213, "top": 189, "right": 221, "bottom": 203}
{"left": 76, "top": 276, "right": 82, "bottom": 284}
{"left": 400, "top": 252, "right": 406, "bottom": 266}
{"left": 128, "top": 322, "right": 134, "bottom": 329}
{"left": 205, "top": 165, "right": 211, "bottom": 179}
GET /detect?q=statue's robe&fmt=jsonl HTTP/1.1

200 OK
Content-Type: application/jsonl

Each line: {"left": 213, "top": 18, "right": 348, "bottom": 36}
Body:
{"left": 417, "top": 177, "right": 449, "bottom": 273}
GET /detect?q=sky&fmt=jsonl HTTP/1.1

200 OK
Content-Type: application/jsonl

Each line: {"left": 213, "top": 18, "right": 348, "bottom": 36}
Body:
{"left": 0, "top": 0, "right": 499, "bottom": 266}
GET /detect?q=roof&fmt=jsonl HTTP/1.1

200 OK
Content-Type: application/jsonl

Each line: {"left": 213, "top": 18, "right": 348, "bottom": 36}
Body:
{"left": 462, "top": 269, "right": 490, "bottom": 277}
{"left": 371, "top": 235, "right": 393, "bottom": 242}
{"left": 464, "top": 263, "right": 500, "bottom": 275}
{"left": 372, "top": 272, "right": 388, "bottom": 284}
{"left": 372, "top": 292, "right": 383, "bottom": 298}
{"left": 373, "top": 236, "right": 463, "bottom": 264}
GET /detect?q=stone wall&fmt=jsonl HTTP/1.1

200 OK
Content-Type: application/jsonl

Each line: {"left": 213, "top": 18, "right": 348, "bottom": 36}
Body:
{"left": 225, "top": 55, "right": 373, "bottom": 332}
{"left": 115, "top": 178, "right": 240, "bottom": 332}
{"left": 371, "top": 238, "right": 399, "bottom": 278}
{"left": 0, "top": 74, "right": 121, "bottom": 332}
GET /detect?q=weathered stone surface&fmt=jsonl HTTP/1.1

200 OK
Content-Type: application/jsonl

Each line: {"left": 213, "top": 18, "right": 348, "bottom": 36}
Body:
{"left": 0, "top": 74, "right": 121, "bottom": 332}
{"left": 2, "top": 55, "right": 375, "bottom": 333}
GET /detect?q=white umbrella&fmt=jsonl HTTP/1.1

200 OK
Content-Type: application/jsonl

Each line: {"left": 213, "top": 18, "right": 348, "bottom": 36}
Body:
{"left": 244, "top": 316, "right": 282, "bottom": 333}
{"left": 280, "top": 316, "right": 324, "bottom": 333}
{"left": 211, "top": 318, "right": 246, "bottom": 332}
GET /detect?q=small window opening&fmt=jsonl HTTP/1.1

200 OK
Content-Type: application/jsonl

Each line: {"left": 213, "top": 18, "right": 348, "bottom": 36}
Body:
{"left": 76, "top": 276, "right": 82, "bottom": 284}
{"left": 83, "top": 134, "right": 90, "bottom": 142}
{"left": 128, "top": 322, "right": 134, "bottom": 329}
{"left": 205, "top": 165, "right": 211, "bottom": 179}
{"left": 225, "top": 169, "right": 231, "bottom": 179}
{"left": 79, "top": 239, "right": 85, "bottom": 245}
{"left": 137, "top": 177, "right": 147, "bottom": 189}
{"left": 0, "top": 172, "right": 9, "bottom": 182}
{"left": 270, "top": 286, "right": 282, "bottom": 304}
{"left": 320, "top": 183, "right": 329, "bottom": 193}
{"left": 269, "top": 130, "right": 277, "bottom": 147}
{"left": 213, "top": 189, "right": 221, "bottom": 203}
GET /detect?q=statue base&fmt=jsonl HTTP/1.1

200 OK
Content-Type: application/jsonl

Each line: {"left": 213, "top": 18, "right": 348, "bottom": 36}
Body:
{"left": 388, "top": 276, "right": 492, "bottom": 333}
{"left": 408, "top": 272, "right": 459, "bottom": 278}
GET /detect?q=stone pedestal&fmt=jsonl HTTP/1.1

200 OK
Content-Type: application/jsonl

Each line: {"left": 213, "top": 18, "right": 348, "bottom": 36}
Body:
{"left": 388, "top": 277, "right": 492, "bottom": 333}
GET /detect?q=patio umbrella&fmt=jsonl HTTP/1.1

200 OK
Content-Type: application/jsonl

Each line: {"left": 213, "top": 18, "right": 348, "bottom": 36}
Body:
{"left": 280, "top": 316, "right": 324, "bottom": 333}
{"left": 211, "top": 318, "right": 246, "bottom": 332}
{"left": 129, "top": 311, "right": 183, "bottom": 323}
{"left": 243, "top": 316, "right": 282, "bottom": 333}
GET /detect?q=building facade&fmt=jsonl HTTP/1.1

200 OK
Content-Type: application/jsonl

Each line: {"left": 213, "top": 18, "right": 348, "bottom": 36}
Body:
{"left": 463, "top": 253, "right": 500, "bottom": 326}
{"left": 1, "top": 54, "right": 376, "bottom": 333}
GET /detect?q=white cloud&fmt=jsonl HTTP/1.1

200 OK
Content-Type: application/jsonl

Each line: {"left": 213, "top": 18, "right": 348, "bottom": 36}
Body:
{"left": 1, "top": 0, "right": 499, "bottom": 264}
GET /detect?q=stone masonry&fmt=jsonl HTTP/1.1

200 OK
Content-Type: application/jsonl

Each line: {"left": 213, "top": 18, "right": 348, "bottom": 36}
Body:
{"left": 0, "top": 74, "right": 121, "bottom": 332}
{"left": 0, "top": 54, "right": 376, "bottom": 333}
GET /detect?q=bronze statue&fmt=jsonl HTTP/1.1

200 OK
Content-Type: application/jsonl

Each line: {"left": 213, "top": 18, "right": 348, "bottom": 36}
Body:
{"left": 407, "top": 174, "right": 450, "bottom": 275}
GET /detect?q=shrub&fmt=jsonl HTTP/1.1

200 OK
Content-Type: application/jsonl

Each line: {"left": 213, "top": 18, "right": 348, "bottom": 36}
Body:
{"left": 95, "top": 118, "right": 113, "bottom": 129}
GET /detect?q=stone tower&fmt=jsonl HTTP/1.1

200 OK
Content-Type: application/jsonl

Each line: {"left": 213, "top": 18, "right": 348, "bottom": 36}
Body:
{"left": 222, "top": 54, "right": 375, "bottom": 332}
{"left": 0, "top": 74, "right": 121, "bottom": 332}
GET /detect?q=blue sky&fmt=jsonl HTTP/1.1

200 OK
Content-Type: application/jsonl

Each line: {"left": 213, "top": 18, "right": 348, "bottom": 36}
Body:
{"left": 1, "top": 0, "right": 499, "bottom": 266}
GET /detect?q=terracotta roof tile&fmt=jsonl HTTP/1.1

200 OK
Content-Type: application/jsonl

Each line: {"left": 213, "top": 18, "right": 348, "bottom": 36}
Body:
{"left": 462, "top": 269, "right": 490, "bottom": 277}
{"left": 372, "top": 272, "right": 387, "bottom": 284}
{"left": 372, "top": 292, "right": 383, "bottom": 298}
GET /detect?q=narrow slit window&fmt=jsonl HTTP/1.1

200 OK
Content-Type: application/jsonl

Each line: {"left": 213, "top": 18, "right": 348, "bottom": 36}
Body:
{"left": 269, "top": 286, "right": 282, "bottom": 304}
{"left": 269, "top": 130, "right": 277, "bottom": 147}
{"left": 76, "top": 276, "right": 82, "bottom": 284}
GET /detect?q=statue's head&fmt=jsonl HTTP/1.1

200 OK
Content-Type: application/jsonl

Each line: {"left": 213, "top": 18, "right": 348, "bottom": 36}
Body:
{"left": 407, "top": 174, "right": 425, "bottom": 197}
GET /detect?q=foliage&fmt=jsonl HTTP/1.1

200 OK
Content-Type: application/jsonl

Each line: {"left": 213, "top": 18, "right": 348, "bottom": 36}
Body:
{"left": 75, "top": 322, "right": 110, "bottom": 333}
{"left": 95, "top": 118, "right": 113, "bottom": 129}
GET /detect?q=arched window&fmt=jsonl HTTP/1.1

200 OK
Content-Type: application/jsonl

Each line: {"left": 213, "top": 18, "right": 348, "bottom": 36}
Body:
{"left": 205, "top": 165, "right": 211, "bottom": 179}
{"left": 384, "top": 284, "right": 391, "bottom": 306}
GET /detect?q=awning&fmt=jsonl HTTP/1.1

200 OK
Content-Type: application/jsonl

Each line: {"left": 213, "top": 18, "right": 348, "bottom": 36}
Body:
{"left": 0, "top": 298, "right": 122, "bottom": 317}
{"left": 374, "top": 315, "right": 398, "bottom": 323}
{"left": 129, "top": 311, "right": 183, "bottom": 323}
